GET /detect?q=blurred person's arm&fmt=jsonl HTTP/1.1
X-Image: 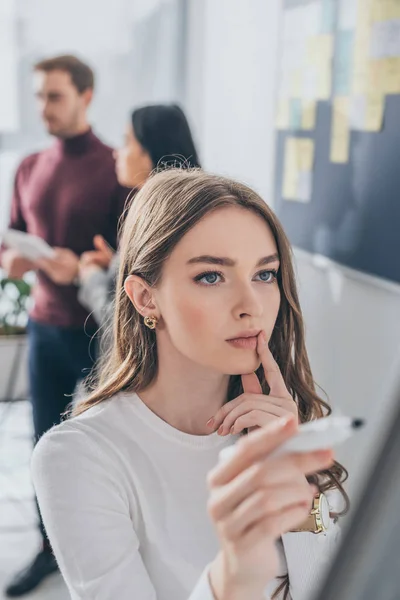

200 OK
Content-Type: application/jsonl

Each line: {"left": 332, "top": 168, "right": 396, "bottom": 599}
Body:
{"left": 0, "top": 162, "right": 36, "bottom": 278}
{"left": 78, "top": 256, "right": 118, "bottom": 327}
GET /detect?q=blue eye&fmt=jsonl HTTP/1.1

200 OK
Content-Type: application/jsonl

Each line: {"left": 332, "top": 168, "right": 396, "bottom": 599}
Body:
{"left": 255, "top": 270, "right": 277, "bottom": 283}
{"left": 194, "top": 271, "right": 222, "bottom": 285}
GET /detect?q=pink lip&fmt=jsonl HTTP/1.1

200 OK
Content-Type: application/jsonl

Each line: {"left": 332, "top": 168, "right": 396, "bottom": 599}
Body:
{"left": 226, "top": 330, "right": 261, "bottom": 350}
{"left": 227, "top": 337, "right": 258, "bottom": 350}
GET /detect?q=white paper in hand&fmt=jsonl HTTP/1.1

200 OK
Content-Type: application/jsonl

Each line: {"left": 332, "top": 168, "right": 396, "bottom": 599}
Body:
{"left": 2, "top": 229, "right": 55, "bottom": 260}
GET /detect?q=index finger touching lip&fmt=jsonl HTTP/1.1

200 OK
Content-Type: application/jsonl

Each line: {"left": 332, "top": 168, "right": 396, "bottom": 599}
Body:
{"left": 207, "top": 415, "right": 298, "bottom": 487}
{"left": 257, "top": 332, "right": 291, "bottom": 399}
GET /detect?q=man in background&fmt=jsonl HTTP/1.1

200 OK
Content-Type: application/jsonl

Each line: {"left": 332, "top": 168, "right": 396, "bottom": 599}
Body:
{"left": 1, "top": 55, "right": 129, "bottom": 597}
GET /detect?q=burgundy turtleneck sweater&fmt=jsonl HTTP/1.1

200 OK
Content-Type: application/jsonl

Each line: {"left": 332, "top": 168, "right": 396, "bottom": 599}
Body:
{"left": 6, "top": 129, "right": 129, "bottom": 328}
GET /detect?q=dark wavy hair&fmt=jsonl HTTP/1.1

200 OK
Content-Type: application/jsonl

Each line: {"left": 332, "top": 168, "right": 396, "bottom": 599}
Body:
{"left": 131, "top": 104, "right": 201, "bottom": 170}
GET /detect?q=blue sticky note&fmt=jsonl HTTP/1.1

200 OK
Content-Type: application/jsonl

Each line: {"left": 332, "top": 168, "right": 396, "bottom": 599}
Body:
{"left": 334, "top": 30, "right": 355, "bottom": 96}
{"left": 321, "top": 0, "right": 336, "bottom": 33}
{"left": 289, "top": 99, "right": 302, "bottom": 130}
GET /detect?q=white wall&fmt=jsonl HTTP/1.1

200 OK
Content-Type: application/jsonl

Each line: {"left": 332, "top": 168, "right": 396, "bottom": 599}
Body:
{"left": 296, "top": 253, "right": 400, "bottom": 497}
{"left": 186, "top": 0, "right": 400, "bottom": 498}
{"left": 187, "top": 0, "right": 281, "bottom": 202}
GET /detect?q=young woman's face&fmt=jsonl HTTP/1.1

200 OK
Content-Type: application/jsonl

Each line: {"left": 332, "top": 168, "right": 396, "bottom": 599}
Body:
{"left": 154, "top": 206, "right": 281, "bottom": 375}
{"left": 115, "top": 123, "right": 153, "bottom": 188}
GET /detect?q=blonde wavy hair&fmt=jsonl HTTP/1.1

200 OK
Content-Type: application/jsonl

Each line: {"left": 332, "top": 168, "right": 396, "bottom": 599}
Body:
{"left": 73, "top": 169, "right": 348, "bottom": 599}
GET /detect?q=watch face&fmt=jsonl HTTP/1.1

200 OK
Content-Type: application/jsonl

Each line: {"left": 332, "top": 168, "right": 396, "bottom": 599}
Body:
{"left": 320, "top": 494, "right": 330, "bottom": 530}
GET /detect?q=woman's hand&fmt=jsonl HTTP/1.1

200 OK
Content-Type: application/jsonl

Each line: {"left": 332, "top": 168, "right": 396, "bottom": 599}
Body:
{"left": 207, "top": 417, "right": 334, "bottom": 600}
{"left": 78, "top": 262, "right": 104, "bottom": 284}
{"left": 80, "top": 235, "right": 114, "bottom": 270}
{"left": 209, "top": 332, "right": 298, "bottom": 436}
{"left": 36, "top": 248, "right": 79, "bottom": 285}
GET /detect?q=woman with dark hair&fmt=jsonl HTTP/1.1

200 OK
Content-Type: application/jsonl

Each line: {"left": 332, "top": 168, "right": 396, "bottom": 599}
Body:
{"left": 38, "top": 104, "right": 200, "bottom": 333}
{"left": 123, "top": 104, "right": 201, "bottom": 187}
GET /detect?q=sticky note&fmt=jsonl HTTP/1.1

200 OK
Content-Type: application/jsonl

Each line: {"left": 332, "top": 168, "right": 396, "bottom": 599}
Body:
{"left": 296, "top": 170, "right": 313, "bottom": 203}
{"left": 276, "top": 99, "right": 290, "bottom": 129}
{"left": 282, "top": 137, "right": 314, "bottom": 202}
{"left": 301, "top": 100, "right": 317, "bottom": 130}
{"left": 317, "top": 67, "right": 332, "bottom": 100}
{"left": 307, "top": 34, "right": 334, "bottom": 65}
{"left": 282, "top": 138, "right": 299, "bottom": 199}
{"left": 365, "top": 92, "right": 385, "bottom": 131}
{"left": 290, "top": 69, "right": 302, "bottom": 98}
{"left": 298, "top": 138, "right": 315, "bottom": 170}
{"left": 289, "top": 99, "right": 302, "bottom": 129}
{"left": 349, "top": 95, "right": 367, "bottom": 130}
{"left": 334, "top": 31, "right": 355, "bottom": 95}
{"left": 382, "top": 57, "right": 400, "bottom": 93}
{"left": 370, "top": 19, "right": 400, "bottom": 59}
{"left": 321, "top": 0, "right": 336, "bottom": 33}
{"left": 330, "top": 97, "right": 350, "bottom": 163}
{"left": 371, "top": 0, "right": 400, "bottom": 22}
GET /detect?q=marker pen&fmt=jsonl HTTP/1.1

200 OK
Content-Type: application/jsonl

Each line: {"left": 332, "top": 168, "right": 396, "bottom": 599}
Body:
{"left": 219, "top": 416, "right": 365, "bottom": 464}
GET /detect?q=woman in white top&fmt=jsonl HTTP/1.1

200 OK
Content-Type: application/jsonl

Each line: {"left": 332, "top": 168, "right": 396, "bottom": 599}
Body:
{"left": 31, "top": 169, "right": 348, "bottom": 600}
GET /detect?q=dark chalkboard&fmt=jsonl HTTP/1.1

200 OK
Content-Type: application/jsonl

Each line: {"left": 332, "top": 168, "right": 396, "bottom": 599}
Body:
{"left": 274, "top": 4, "right": 400, "bottom": 285}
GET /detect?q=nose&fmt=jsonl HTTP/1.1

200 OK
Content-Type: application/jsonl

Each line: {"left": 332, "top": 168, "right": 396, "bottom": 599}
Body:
{"left": 41, "top": 102, "right": 51, "bottom": 119}
{"left": 232, "top": 281, "right": 263, "bottom": 320}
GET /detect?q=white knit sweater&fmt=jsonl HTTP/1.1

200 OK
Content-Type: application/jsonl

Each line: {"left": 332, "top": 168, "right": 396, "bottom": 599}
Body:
{"left": 31, "top": 393, "right": 341, "bottom": 600}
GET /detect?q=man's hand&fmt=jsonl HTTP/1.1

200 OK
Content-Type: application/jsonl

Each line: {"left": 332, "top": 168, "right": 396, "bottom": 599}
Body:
{"left": 1, "top": 249, "right": 36, "bottom": 279}
{"left": 36, "top": 248, "right": 79, "bottom": 285}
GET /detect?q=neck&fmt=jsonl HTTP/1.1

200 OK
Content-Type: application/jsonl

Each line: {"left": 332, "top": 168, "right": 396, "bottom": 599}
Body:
{"left": 139, "top": 335, "right": 229, "bottom": 436}
{"left": 62, "top": 115, "right": 91, "bottom": 139}
{"left": 56, "top": 125, "right": 93, "bottom": 155}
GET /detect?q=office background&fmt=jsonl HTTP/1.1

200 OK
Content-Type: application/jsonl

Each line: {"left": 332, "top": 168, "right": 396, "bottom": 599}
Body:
{"left": 1, "top": 1, "right": 399, "bottom": 597}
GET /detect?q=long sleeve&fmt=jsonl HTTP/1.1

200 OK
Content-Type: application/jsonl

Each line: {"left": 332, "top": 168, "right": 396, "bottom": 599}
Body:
{"left": 9, "top": 163, "right": 28, "bottom": 232}
{"left": 0, "top": 162, "right": 28, "bottom": 265}
{"left": 31, "top": 423, "right": 216, "bottom": 600}
{"left": 78, "top": 267, "right": 114, "bottom": 328}
{"left": 281, "top": 492, "right": 342, "bottom": 600}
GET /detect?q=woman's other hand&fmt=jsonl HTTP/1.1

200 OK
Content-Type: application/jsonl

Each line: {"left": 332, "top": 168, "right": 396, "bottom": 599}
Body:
{"left": 207, "top": 417, "right": 333, "bottom": 600}
{"left": 209, "top": 332, "right": 298, "bottom": 436}
{"left": 80, "top": 235, "right": 114, "bottom": 270}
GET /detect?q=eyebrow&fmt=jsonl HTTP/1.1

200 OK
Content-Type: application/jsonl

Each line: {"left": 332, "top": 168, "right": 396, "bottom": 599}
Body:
{"left": 187, "top": 253, "right": 280, "bottom": 267}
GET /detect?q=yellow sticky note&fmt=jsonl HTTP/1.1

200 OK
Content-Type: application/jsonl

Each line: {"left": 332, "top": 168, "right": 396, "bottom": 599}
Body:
{"left": 276, "top": 99, "right": 290, "bottom": 130}
{"left": 358, "top": 0, "right": 374, "bottom": 27}
{"left": 306, "top": 35, "right": 334, "bottom": 65}
{"left": 371, "top": 0, "right": 400, "bottom": 21}
{"left": 317, "top": 67, "right": 332, "bottom": 100}
{"left": 330, "top": 97, "right": 350, "bottom": 164}
{"left": 352, "top": 1, "right": 373, "bottom": 94}
{"left": 368, "top": 60, "right": 386, "bottom": 90}
{"left": 301, "top": 101, "right": 317, "bottom": 130}
{"left": 298, "top": 139, "right": 315, "bottom": 170}
{"left": 352, "top": 62, "right": 369, "bottom": 94}
{"left": 282, "top": 138, "right": 299, "bottom": 199}
{"left": 383, "top": 57, "right": 400, "bottom": 94}
{"left": 290, "top": 69, "right": 302, "bottom": 98}
{"left": 365, "top": 93, "right": 385, "bottom": 131}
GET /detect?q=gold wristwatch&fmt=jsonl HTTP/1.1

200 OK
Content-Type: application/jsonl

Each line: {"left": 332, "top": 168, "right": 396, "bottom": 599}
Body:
{"left": 290, "top": 493, "right": 330, "bottom": 534}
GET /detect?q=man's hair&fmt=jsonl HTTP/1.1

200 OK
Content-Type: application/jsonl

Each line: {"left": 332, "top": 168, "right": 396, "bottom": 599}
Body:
{"left": 34, "top": 55, "right": 95, "bottom": 93}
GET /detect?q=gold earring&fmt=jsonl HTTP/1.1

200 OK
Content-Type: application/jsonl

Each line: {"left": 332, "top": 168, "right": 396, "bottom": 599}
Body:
{"left": 144, "top": 316, "right": 158, "bottom": 330}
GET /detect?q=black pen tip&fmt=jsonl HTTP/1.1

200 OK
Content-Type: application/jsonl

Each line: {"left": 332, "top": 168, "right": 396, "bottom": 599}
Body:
{"left": 352, "top": 418, "right": 365, "bottom": 429}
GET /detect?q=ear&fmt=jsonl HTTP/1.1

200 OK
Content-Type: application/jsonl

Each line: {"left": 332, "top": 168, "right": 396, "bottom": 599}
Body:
{"left": 124, "top": 275, "right": 159, "bottom": 318}
{"left": 82, "top": 88, "right": 93, "bottom": 108}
